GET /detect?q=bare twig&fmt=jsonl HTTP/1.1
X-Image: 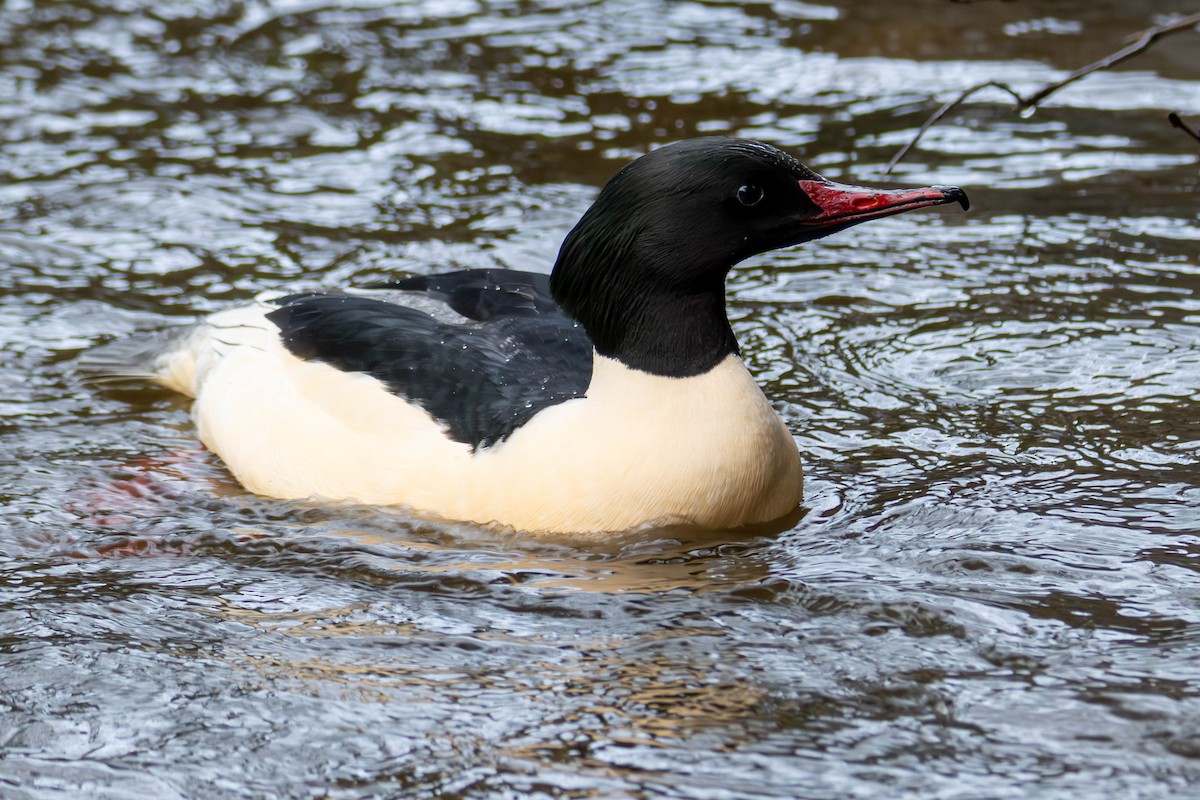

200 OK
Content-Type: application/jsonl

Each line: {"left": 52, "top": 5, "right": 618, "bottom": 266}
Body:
{"left": 1018, "top": 12, "right": 1200, "bottom": 110}
{"left": 1169, "top": 111, "right": 1200, "bottom": 146}
{"left": 886, "top": 12, "right": 1200, "bottom": 172}
{"left": 884, "top": 83, "right": 1023, "bottom": 174}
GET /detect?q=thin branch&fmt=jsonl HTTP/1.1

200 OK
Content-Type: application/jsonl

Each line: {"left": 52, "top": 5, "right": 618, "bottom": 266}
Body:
{"left": 1169, "top": 111, "right": 1200, "bottom": 146}
{"left": 886, "top": 12, "right": 1200, "bottom": 172}
{"left": 1017, "top": 12, "right": 1200, "bottom": 110}
{"left": 884, "top": 82, "right": 1022, "bottom": 174}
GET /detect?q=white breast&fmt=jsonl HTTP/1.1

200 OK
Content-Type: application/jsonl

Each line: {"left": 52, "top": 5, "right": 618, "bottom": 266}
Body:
{"left": 155, "top": 302, "right": 804, "bottom": 534}
{"left": 464, "top": 354, "right": 804, "bottom": 532}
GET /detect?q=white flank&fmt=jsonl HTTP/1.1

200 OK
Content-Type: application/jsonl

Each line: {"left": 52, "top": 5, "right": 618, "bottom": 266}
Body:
{"left": 152, "top": 302, "right": 804, "bottom": 534}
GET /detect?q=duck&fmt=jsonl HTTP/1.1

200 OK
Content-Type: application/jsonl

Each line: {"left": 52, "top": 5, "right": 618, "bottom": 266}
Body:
{"left": 86, "top": 137, "right": 968, "bottom": 535}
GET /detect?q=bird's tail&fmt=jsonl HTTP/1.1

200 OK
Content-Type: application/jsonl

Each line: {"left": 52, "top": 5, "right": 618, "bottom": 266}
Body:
{"left": 76, "top": 324, "right": 205, "bottom": 397}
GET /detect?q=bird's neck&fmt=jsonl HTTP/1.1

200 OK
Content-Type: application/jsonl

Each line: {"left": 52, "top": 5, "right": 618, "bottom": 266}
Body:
{"left": 602, "top": 285, "right": 738, "bottom": 376}
{"left": 549, "top": 205, "right": 740, "bottom": 377}
{"left": 552, "top": 261, "right": 738, "bottom": 376}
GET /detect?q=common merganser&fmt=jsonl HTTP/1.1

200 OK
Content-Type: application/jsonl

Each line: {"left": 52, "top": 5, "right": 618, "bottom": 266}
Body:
{"left": 86, "top": 137, "right": 967, "bottom": 534}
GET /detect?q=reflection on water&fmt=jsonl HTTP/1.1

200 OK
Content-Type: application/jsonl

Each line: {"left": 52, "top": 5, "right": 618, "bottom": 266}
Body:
{"left": 2, "top": 0, "right": 1200, "bottom": 797}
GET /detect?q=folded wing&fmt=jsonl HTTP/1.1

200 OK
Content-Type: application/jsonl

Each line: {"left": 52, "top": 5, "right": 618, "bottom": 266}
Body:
{"left": 267, "top": 269, "right": 593, "bottom": 450}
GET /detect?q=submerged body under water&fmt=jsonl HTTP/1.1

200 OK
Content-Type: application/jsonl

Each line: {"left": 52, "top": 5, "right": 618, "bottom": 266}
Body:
{"left": 2, "top": 1, "right": 1200, "bottom": 798}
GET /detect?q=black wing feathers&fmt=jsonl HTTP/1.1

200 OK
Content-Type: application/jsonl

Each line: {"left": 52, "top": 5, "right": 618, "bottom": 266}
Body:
{"left": 266, "top": 271, "right": 592, "bottom": 450}
{"left": 373, "top": 269, "right": 562, "bottom": 321}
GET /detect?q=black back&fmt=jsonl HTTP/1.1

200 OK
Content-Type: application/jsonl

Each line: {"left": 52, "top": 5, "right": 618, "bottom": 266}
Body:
{"left": 267, "top": 270, "right": 592, "bottom": 450}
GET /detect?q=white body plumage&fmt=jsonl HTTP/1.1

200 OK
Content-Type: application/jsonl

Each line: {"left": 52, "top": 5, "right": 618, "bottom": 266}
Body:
{"left": 153, "top": 301, "right": 804, "bottom": 534}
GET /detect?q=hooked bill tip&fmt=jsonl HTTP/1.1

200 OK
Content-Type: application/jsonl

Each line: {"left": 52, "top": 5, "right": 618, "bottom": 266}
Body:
{"left": 937, "top": 185, "right": 970, "bottom": 212}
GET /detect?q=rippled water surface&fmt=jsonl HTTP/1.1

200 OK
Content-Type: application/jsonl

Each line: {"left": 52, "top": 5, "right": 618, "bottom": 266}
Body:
{"left": 3, "top": 1, "right": 1200, "bottom": 797}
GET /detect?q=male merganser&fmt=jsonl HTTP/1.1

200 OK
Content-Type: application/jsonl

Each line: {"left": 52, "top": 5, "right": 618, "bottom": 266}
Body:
{"left": 87, "top": 137, "right": 967, "bottom": 534}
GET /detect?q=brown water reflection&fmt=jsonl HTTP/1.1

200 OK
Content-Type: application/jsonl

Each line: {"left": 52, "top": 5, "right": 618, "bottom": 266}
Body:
{"left": 2, "top": 1, "right": 1200, "bottom": 798}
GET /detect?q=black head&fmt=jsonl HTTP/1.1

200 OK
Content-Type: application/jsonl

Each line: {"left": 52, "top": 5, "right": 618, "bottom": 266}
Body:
{"left": 550, "top": 137, "right": 968, "bottom": 376}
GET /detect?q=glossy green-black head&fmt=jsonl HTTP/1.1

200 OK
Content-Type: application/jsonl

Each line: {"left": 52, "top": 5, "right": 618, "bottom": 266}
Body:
{"left": 550, "top": 137, "right": 968, "bottom": 376}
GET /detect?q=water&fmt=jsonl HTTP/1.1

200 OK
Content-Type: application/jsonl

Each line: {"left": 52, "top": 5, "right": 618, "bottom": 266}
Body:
{"left": 2, "top": 1, "right": 1199, "bottom": 797}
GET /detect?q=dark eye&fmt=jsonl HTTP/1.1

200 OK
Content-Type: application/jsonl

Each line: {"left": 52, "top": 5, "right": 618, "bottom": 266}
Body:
{"left": 736, "top": 184, "right": 765, "bottom": 207}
